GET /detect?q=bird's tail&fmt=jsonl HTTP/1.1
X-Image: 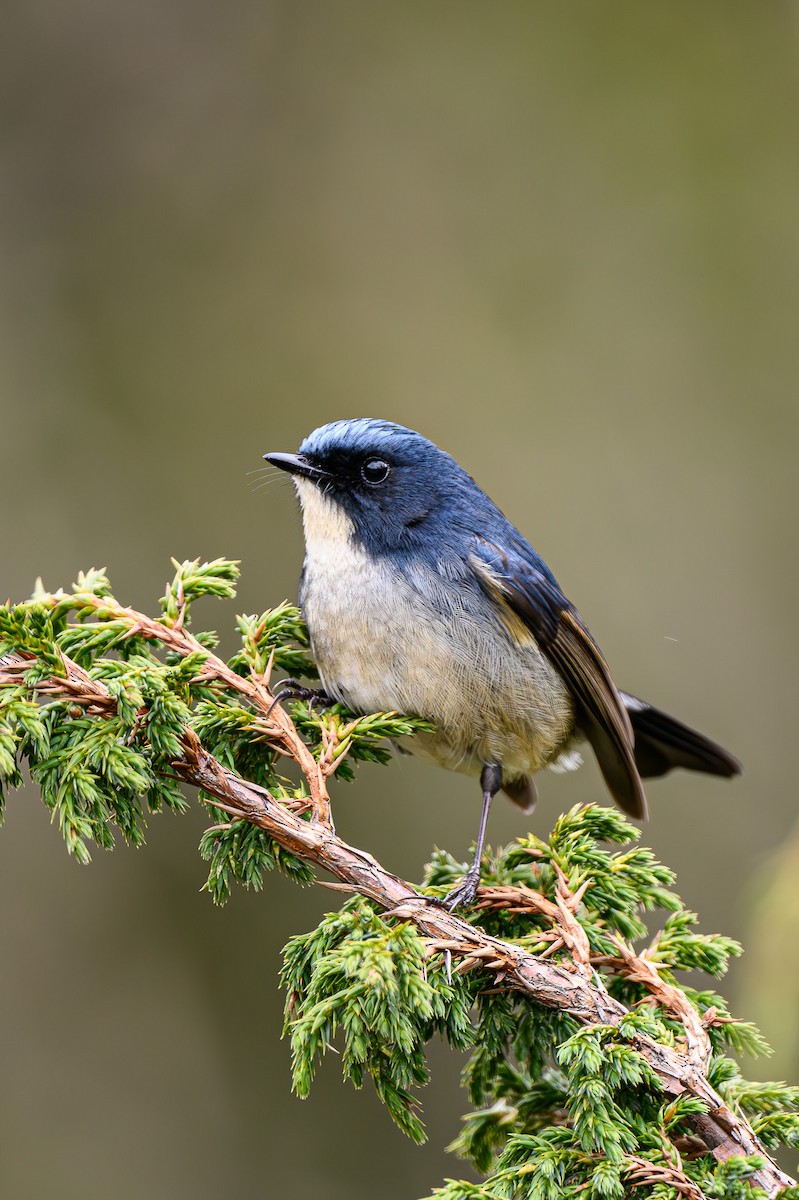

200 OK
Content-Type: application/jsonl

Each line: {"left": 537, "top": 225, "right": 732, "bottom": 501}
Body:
{"left": 621, "top": 692, "right": 742, "bottom": 780}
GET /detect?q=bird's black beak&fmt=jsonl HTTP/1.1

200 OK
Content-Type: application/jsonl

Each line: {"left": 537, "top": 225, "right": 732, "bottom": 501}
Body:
{"left": 263, "top": 452, "right": 328, "bottom": 483}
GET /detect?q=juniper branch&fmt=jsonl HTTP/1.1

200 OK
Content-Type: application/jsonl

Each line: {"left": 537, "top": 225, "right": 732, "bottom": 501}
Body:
{"left": 1, "top": 563, "right": 797, "bottom": 1199}
{"left": 168, "top": 733, "right": 798, "bottom": 1196}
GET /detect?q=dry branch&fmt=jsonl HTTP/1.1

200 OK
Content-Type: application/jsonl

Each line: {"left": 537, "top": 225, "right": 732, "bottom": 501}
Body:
{"left": 2, "top": 609, "right": 795, "bottom": 1197}
{"left": 174, "top": 727, "right": 793, "bottom": 1196}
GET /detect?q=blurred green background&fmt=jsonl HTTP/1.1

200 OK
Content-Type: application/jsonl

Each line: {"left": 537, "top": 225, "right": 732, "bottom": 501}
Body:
{"left": 2, "top": 2, "right": 799, "bottom": 1196}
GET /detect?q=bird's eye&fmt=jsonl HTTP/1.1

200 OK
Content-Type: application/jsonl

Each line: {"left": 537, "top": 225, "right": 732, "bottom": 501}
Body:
{"left": 361, "top": 458, "right": 390, "bottom": 485}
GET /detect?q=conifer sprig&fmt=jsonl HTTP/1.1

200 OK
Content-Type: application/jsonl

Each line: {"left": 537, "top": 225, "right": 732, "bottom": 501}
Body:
{"left": 1, "top": 562, "right": 797, "bottom": 1199}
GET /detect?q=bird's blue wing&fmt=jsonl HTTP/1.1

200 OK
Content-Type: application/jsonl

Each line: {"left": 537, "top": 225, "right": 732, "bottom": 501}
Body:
{"left": 470, "top": 536, "right": 647, "bottom": 819}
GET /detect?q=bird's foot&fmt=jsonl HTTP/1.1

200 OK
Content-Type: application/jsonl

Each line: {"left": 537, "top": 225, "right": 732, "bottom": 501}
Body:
{"left": 439, "top": 865, "right": 483, "bottom": 912}
{"left": 266, "top": 679, "right": 335, "bottom": 719}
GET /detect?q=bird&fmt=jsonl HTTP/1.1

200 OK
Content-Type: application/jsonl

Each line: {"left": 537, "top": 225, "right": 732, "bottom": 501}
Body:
{"left": 264, "top": 418, "right": 741, "bottom": 909}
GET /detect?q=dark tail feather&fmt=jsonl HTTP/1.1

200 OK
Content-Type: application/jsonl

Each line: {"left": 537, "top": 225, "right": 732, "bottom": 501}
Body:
{"left": 621, "top": 692, "right": 742, "bottom": 780}
{"left": 502, "top": 775, "right": 538, "bottom": 814}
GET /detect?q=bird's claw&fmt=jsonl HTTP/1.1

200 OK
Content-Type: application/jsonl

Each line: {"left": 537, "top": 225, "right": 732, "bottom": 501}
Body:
{"left": 266, "top": 679, "right": 335, "bottom": 719}
{"left": 435, "top": 868, "right": 482, "bottom": 912}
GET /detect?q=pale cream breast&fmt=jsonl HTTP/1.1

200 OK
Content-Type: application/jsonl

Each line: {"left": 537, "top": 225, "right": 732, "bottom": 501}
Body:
{"left": 295, "top": 479, "right": 576, "bottom": 781}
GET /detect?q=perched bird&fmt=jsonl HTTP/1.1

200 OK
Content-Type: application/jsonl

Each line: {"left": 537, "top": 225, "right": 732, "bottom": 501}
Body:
{"left": 265, "top": 419, "right": 741, "bottom": 908}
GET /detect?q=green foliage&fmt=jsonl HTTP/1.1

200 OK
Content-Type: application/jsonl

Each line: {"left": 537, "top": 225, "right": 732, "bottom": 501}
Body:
{"left": 0, "top": 560, "right": 426, "bottom": 869}
{"left": 199, "top": 816, "right": 314, "bottom": 903}
{"left": 0, "top": 601, "right": 66, "bottom": 680}
{"left": 425, "top": 804, "right": 681, "bottom": 950}
{"left": 2, "top": 562, "right": 799, "bottom": 1197}
{"left": 419, "top": 811, "right": 799, "bottom": 1197}
{"left": 0, "top": 687, "right": 49, "bottom": 807}
{"left": 653, "top": 908, "right": 742, "bottom": 977}
{"left": 291, "top": 705, "right": 434, "bottom": 778}
{"left": 160, "top": 556, "right": 240, "bottom": 624}
{"left": 229, "top": 603, "right": 317, "bottom": 679}
{"left": 281, "top": 897, "right": 474, "bottom": 1143}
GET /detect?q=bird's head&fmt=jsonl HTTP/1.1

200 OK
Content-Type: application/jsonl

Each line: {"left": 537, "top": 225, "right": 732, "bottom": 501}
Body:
{"left": 264, "top": 418, "right": 481, "bottom": 554}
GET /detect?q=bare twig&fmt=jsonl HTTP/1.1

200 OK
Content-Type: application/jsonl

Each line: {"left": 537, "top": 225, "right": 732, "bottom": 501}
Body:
{"left": 0, "top": 651, "right": 116, "bottom": 716}
{"left": 590, "top": 935, "right": 712, "bottom": 1069}
{"left": 624, "top": 1153, "right": 708, "bottom": 1199}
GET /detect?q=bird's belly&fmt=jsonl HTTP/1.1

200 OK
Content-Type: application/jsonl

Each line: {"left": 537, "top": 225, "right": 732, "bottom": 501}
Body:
{"left": 301, "top": 545, "right": 575, "bottom": 780}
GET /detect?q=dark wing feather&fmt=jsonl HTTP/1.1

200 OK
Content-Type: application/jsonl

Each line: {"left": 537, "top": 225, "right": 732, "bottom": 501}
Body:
{"left": 471, "top": 538, "right": 648, "bottom": 819}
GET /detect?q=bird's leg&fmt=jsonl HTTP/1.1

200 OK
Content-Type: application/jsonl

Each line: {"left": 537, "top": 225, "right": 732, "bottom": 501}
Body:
{"left": 441, "top": 762, "right": 502, "bottom": 911}
{"left": 266, "top": 678, "right": 336, "bottom": 719}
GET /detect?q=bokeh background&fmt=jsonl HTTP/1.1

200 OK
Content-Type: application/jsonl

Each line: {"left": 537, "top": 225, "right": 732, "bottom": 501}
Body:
{"left": 2, "top": 2, "right": 799, "bottom": 1196}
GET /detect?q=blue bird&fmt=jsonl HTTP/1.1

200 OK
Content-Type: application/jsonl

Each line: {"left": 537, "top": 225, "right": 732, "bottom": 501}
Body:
{"left": 265, "top": 419, "right": 741, "bottom": 909}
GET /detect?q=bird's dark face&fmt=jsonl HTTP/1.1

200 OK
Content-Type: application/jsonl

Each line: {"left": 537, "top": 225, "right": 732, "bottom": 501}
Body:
{"left": 264, "top": 418, "right": 474, "bottom": 554}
